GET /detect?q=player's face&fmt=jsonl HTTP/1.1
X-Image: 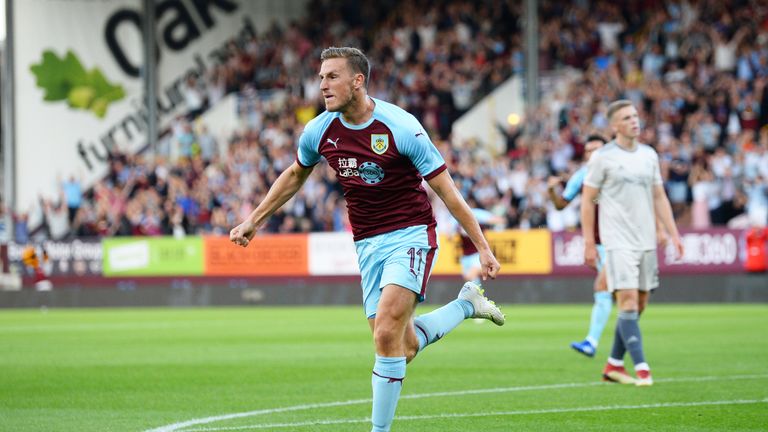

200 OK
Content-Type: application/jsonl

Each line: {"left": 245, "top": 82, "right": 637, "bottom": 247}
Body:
{"left": 611, "top": 105, "right": 641, "bottom": 139}
{"left": 583, "top": 140, "right": 604, "bottom": 161}
{"left": 319, "top": 58, "right": 358, "bottom": 113}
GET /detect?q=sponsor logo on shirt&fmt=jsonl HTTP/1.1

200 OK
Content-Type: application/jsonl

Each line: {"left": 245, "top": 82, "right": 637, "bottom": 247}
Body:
{"left": 336, "top": 158, "right": 385, "bottom": 184}
{"left": 359, "top": 161, "right": 385, "bottom": 184}
{"left": 338, "top": 157, "right": 358, "bottom": 177}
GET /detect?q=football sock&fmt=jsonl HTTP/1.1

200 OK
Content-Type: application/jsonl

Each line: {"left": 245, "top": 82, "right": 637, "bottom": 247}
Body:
{"left": 635, "top": 362, "right": 650, "bottom": 372}
{"left": 413, "top": 300, "right": 473, "bottom": 352}
{"left": 609, "top": 321, "right": 626, "bottom": 362}
{"left": 617, "top": 310, "right": 646, "bottom": 366}
{"left": 371, "top": 355, "right": 406, "bottom": 432}
{"left": 586, "top": 291, "right": 613, "bottom": 347}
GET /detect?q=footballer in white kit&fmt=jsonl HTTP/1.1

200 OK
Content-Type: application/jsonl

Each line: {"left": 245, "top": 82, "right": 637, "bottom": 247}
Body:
{"left": 581, "top": 100, "right": 684, "bottom": 387}
{"left": 584, "top": 140, "right": 663, "bottom": 292}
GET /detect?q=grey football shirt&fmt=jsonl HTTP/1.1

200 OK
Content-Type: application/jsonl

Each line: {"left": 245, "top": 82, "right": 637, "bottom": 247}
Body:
{"left": 584, "top": 141, "right": 662, "bottom": 251}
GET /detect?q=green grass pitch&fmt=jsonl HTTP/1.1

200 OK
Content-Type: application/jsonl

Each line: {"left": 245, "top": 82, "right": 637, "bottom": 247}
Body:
{"left": 1, "top": 304, "right": 766, "bottom": 431}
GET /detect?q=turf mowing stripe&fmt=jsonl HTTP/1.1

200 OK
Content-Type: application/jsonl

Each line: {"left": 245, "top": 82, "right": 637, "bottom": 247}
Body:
{"left": 182, "top": 398, "right": 768, "bottom": 431}
{"left": 144, "top": 374, "right": 768, "bottom": 432}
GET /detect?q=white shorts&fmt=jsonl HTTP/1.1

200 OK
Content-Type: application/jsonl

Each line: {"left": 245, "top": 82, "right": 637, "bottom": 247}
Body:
{"left": 605, "top": 249, "right": 659, "bottom": 292}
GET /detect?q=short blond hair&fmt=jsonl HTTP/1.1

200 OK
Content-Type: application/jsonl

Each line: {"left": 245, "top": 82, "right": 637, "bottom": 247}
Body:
{"left": 607, "top": 99, "right": 634, "bottom": 121}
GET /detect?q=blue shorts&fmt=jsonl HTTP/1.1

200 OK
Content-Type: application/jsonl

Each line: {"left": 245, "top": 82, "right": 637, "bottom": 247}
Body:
{"left": 355, "top": 225, "right": 439, "bottom": 318}
{"left": 596, "top": 244, "right": 606, "bottom": 273}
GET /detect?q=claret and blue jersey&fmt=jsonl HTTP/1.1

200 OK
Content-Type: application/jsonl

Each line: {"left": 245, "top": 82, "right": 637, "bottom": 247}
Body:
{"left": 562, "top": 166, "right": 588, "bottom": 203}
{"left": 296, "top": 97, "right": 447, "bottom": 241}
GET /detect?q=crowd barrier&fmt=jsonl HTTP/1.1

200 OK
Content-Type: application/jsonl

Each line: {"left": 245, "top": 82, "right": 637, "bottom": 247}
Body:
{"left": 0, "top": 228, "right": 759, "bottom": 283}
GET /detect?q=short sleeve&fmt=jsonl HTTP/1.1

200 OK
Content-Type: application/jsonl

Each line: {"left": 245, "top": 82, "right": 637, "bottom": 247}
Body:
{"left": 398, "top": 125, "right": 446, "bottom": 179}
{"left": 584, "top": 151, "right": 606, "bottom": 189}
{"left": 652, "top": 151, "right": 663, "bottom": 185}
{"left": 296, "top": 114, "right": 337, "bottom": 167}
{"left": 296, "top": 130, "right": 321, "bottom": 168}
{"left": 562, "top": 167, "right": 586, "bottom": 202}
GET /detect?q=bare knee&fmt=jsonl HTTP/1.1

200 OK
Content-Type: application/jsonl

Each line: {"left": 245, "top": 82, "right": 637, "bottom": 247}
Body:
{"left": 374, "top": 324, "right": 397, "bottom": 351}
{"left": 373, "top": 285, "right": 417, "bottom": 356}
{"left": 373, "top": 316, "right": 407, "bottom": 355}
{"left": 616, "top": 291, "right": 640, "bottom": 311}
{"left": 618, "top": 299, "right": 639, "bottom": 311}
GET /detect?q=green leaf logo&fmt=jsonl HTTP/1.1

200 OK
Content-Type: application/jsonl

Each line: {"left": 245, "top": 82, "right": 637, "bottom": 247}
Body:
{"left": 30, "top": 50, "right": 125, "bottom": 118}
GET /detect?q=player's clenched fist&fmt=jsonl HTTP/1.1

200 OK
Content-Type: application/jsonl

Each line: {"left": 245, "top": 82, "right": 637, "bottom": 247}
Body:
{"left": 479, "top": 250, "right": 500, "bottom": 280}
{"left": 230, "top": 220, "right": 257, "bottom": 248}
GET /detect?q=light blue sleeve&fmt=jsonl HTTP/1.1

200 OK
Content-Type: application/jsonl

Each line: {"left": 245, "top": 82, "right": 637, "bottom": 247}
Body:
{"left": 400, "top": 130, "right": 446, "bottom": 178}
{"left": 382, "top": 103, "right": 445, "bottom": 178}
{"left": 296, "top": 112, "right": 335, "bottom": 167}
{"left": 562, "top": 166, "right": 587, "bottom": 202}
{"left": 471, "top": 208, "right": 496, "bottom": 225}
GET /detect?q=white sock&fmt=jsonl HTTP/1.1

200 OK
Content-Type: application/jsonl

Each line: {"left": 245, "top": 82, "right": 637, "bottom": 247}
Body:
{"left": 635, "top": 362, "right": 650, "bottom": 372}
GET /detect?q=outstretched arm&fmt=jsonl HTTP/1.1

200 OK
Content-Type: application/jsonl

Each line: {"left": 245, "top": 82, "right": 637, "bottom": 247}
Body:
{"left": 230, "top": 162, "right": 315, "bottom": 247}
{"left": 427, "top": 170, "right": 500, "bottom": 280}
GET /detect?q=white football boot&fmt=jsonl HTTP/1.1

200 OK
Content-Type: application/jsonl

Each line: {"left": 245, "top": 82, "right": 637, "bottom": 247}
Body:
{"left": 457, "top": 282, "right": 505, "bottom": 326}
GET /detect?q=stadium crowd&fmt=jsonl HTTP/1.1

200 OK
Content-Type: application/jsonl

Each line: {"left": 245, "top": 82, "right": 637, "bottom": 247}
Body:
{"left": 6, "top": 0, "right": 768, "bottom": 242}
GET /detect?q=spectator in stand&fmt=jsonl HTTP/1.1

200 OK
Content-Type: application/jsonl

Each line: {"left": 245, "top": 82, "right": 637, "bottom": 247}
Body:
{"left": 32, "top": 0, "right": 767, "bottom": 240}
{"left": 61, "top": 176, "right": 82, "bottom": 224}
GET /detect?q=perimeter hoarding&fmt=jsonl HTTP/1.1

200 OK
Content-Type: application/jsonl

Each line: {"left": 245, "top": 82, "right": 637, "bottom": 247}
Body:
{"left": 203, "top": 229, "right": 552, "bottom": 278}
{"left": 203, "top": 235, "right": 308, "bottom": 276}
{"left": 7, "top": 239, "right": 103, "bottom": 276}
{"left": 307, "top": 232, "right": 360, "bottom": 276}
{"left": 551, "top": 228, "right": 745, "bottom": 275}
{"left": 433, "top": 229, "right": 552, "bottom": 275}
{"left": 103, "top": 237, "right": 203, "bottom": 276}
{"left": 12, "top": 0, "right": 308, "bottom": 215}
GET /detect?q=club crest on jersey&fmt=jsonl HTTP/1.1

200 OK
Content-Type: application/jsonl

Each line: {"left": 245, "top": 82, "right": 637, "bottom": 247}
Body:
{"left": 371, "top": 134, "right": 389, "bottom": 155}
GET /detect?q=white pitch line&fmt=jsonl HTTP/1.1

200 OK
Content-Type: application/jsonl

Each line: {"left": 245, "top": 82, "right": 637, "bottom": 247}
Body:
{"left": 183, "top": 398, "right": 768, "bottom": 431}
{"left": 144, "top": 374, "right": 768, "bottom": 432}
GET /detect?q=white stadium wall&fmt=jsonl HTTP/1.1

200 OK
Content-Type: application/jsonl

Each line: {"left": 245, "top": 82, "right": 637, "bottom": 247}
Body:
{"left": 450, "top": 76, "right": 524, "bottom": 155}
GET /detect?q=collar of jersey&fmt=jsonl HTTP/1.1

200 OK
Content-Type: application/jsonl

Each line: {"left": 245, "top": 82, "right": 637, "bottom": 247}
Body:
{"left": 337, "top": 97, "right": 376, "bottom": 130}
{"left": 614, "top": 140, "right": 640, "bottom": 153}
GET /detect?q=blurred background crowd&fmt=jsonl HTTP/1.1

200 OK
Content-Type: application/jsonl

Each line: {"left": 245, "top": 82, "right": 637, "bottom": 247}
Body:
{"left": 7, "top": 0, "right": 768, "bottom": 242}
